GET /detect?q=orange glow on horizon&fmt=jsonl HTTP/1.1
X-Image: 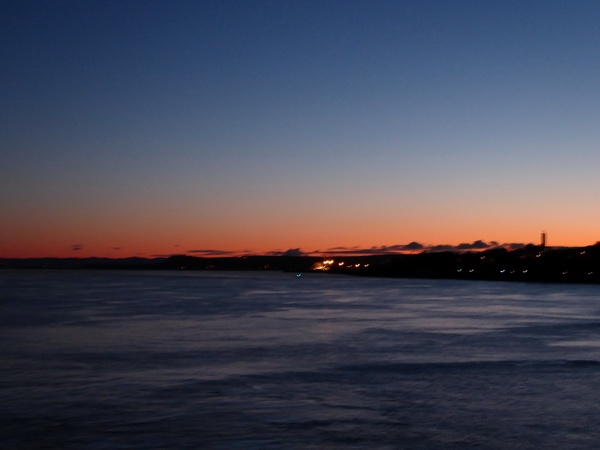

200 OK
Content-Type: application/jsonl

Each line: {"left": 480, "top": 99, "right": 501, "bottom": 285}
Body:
{"left": 2, "top": 202, "right": 599, "bottom": 259}
{"left": 3, "top": 230, "right": 600, "bottom": 259}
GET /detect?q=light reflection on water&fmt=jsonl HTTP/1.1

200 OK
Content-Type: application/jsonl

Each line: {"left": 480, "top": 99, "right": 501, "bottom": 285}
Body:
{"left": 2, "top": 270, "right": 600, "bottom": 448}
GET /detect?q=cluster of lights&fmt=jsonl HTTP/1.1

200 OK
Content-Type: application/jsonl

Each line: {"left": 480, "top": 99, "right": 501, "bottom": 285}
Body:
{"left": 313, "top": 259, "right": 370, "bottom": 271}
{"left": 313, "top": 259, "right": 335, "bottom": 271}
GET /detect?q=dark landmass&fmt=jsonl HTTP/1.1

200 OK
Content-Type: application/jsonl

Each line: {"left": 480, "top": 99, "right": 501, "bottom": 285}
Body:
{"left": 3, "top": 244, "right": 600, "bottom": 284}
{"left": 0, "top": 257, "right": 167, "bottom": 270}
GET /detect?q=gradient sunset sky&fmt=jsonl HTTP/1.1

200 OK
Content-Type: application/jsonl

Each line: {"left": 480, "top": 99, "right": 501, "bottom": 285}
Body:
{"left": 3, "top": 0, "right": 600, "bottom": 258}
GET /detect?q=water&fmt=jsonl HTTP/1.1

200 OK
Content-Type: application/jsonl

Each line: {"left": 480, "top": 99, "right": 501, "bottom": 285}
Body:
{"left": 2, "top": 270, "right": 600, "bottom": 449}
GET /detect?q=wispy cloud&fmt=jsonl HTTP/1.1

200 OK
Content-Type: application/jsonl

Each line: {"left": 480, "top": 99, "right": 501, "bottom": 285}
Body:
{"left": 305, "top": 240, "right": 530, "bottom": 255}
{"left": 185, "top": 241, "right": 531, "bottom": 258}
{"left": 428, "top": 245, "right": 455, "bottom": 252}
{"left": 187, "top": 249, "right": 236, "bottom": 256}
{"left": 455, "top": 240, "right": 492, "bottom": 250}
{"left": 403, "top": 242, "right": 425, "bottom": 251}
{"left": 317, "top": 243, "right": 426, "bottom": 255}
{"left": 427, "top": 241, "right": 529, "bottom": 252}
{"left": 267, "top": 248, "right": 305, "bottom": 257}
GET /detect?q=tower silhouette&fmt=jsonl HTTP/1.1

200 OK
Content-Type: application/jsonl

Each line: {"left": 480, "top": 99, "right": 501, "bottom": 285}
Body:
{"left": 541, "top": 231, "right": 547, "bottom": 248}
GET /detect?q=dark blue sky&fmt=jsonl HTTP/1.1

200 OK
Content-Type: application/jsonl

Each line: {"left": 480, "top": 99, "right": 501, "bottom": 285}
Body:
{"left": 3, "top": 0, "right": 600, "bottom": 257}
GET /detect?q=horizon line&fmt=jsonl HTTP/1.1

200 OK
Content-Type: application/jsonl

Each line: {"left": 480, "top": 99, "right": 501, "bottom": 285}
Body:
{"left": 5, "top": 241, "right": 600, "bottom": 260}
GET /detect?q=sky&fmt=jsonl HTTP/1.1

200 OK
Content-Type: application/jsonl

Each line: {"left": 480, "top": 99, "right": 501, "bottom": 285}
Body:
{"left": 2, "top": 0, "right": 600, "bottom": 258}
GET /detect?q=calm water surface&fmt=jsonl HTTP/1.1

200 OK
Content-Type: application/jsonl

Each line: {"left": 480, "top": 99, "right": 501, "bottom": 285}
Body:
{"left": 2, "top": 270, "right": 600, "bottom": 449}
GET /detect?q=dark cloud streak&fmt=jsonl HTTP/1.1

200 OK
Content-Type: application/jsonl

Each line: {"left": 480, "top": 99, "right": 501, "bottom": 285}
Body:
{"left": 306, "top": 240, "right": 530, "bottom": 255}
{"left": 268, "top": 248, "right": 305, "bottom": 257}
{"left": 183, "top": 241, "right": 531, "bottom": 258}
{"left": 187, "top": 249, "right": 236, "bottom": 256}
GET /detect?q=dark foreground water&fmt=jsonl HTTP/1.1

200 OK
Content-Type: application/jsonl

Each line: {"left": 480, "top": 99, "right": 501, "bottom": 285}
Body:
{"left": 2, "top": 270, "right": 600, "bottom": 449}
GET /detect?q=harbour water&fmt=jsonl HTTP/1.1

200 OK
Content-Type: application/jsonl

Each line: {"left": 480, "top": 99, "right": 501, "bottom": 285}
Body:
{"left": 2, "top": 269, "right": 600, "bottom": 448}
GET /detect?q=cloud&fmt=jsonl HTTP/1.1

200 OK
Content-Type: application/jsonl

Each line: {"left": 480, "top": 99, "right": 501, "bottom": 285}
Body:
{"left": 428, "top": 245, "right": 456, "bottom": 252}
{"left": 268, "top": 248, "right": 305, "bottom": 257}
{"left": 187, "top": 249, "right": 236, "bottom": 256}
{"left": 320, "top": 246, "right": 380, "bottom": 255}
{"left": 403, "top": 241, "right": 425, "bottom": 251}
{"left": 455, "top": 240, "right": 492, "bottom": 250}
{"left": 183, "top": 241, "right": 532, "bottom": 258}
{"left": 425, "top": 241, "right": 531, "bottom": 252}
{"left": 316, "top": 243, "right": 426, "bottom": 255}
{"left": 71, "top": 244, "right": 83, "bottom": 251}
{"left": 427, "top": 240, "right": 493, "bottom": 252}
{"left": 498, "top": 242, "right": 528, "bottom": 250}
{"left": 382, "top": 245, "right": 405, "bottom": 251}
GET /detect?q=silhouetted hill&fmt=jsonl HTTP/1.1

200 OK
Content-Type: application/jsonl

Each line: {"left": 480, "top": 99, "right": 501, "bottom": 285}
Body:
{"left": 3, "top": 244, "right": 600, "bottom": 284}
{"left": 0, "top": 257, "right": 166, "bottom": 270}
{"left": 345, "top": 244, "right": 600, "bottom": 284}
{"left": 158, "top": 254, "right": 321, "bottom": 272}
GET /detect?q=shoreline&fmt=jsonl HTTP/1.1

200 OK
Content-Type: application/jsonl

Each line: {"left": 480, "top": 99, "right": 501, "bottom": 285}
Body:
{"left": 3, "top": 244, "right": 600, "bottom": 285}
